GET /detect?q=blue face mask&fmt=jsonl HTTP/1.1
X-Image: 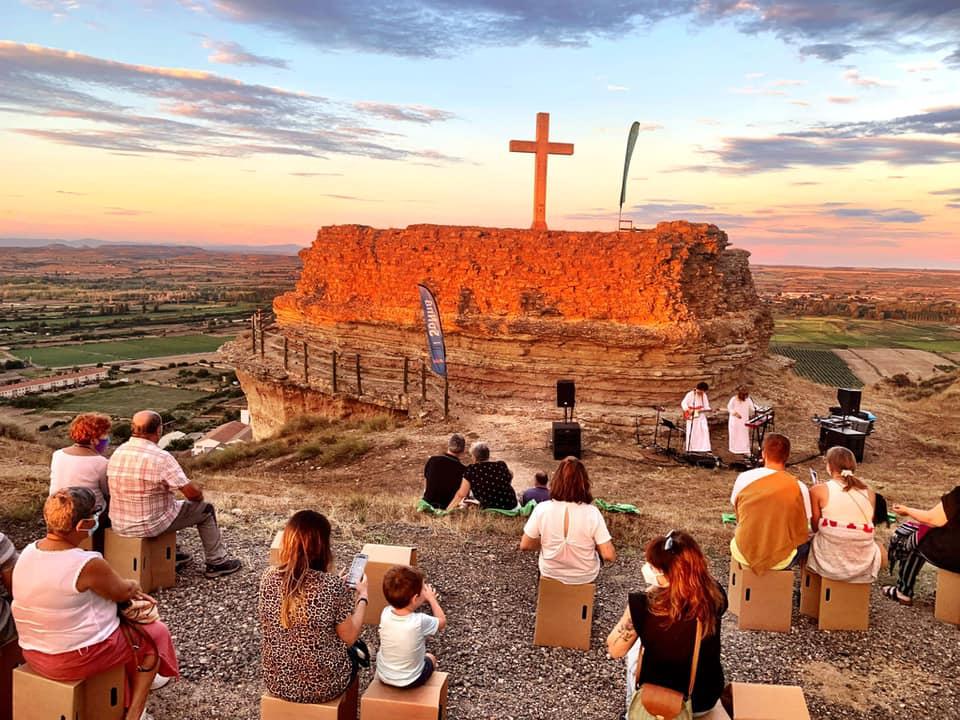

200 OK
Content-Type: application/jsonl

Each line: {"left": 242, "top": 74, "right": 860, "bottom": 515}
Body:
{"left": 95, "top": 438, "right": 109, "bottom": 454}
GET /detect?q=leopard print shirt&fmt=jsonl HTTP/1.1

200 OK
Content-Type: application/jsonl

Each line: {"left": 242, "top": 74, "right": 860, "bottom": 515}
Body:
{"left": 258, "top": 567, "right": 354, "bottom": 703}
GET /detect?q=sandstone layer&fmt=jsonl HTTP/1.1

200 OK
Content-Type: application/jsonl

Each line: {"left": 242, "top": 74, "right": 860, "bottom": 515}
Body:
{"left": 230, "top": 222, "right": 773, "bottom": 434}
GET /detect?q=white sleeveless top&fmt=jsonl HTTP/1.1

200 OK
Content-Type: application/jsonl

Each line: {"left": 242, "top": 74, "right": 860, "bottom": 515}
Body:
{"left": 12, "top": 542, "right": 119, "bottom": 653}
{"left": 822, "top": 479, "right": 873, "bottom": 526}
{"left": 50, "top": 449, "right": 109, "bottom": 509}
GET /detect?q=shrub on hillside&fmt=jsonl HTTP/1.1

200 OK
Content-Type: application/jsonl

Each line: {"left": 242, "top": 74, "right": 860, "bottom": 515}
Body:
{"left": 0, "top": 421, "right": 36, "bottom": 443}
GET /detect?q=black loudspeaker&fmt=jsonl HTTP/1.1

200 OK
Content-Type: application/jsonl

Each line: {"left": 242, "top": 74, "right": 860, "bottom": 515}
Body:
{"left": 556, "top": 379, "right": 576, "bottom": 408}
{"left": 837, "top": 387, "right": 862, "bottom": 415}
{"left": 552, "top": 421, "right": 582, "bottom": 459}
{"left": 818, "top": 426, "right": 866, "bottom": 463}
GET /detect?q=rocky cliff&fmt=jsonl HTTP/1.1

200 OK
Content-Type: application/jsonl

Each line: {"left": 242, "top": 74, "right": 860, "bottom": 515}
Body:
{"left": 228, "top": 222, "right": 772, "bottom": 435}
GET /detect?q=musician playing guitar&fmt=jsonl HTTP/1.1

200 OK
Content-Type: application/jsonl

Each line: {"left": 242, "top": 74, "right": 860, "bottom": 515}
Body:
{"left": 681, "top": 381, "right": 713, "bottom": 452}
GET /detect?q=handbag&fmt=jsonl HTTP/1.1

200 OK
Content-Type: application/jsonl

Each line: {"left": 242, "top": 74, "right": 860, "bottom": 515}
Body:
{"left": 118, "top": 598, "right": 160, "bottom": 673}
{"left": 119, "top": 597, "right": 160, "bottom": 624}
{"left": 627, "top": 619, "right": 702, "bottom": 720}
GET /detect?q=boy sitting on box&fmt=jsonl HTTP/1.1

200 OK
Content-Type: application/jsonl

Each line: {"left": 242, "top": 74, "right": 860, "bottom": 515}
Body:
{"left": 377, "top": 565, "right": 446, "bottom": 689}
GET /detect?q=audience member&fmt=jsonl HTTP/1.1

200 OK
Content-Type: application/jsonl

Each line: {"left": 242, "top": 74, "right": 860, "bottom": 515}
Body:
{"left": 258, "top": 510, "right": 369, "bottom": 704}
{"left": 607, "top": 530, "right": 727, "bottom": 718}
{"left": 807, "top": 446, "right": 880, "bottom": 583}
{"left": 729, "top": 433, "right": 810, "bottom": 572}
{"left": 447, "top": 442, "right": 517, "bottom": 511}
{"left": 50, "top": 413, "right": 112, "bottom": 511}
{"left": 884, "top": 486, "right": 960, "bottom": 605}
{"left": 0, "top": 531, "right": 17, "bottom": 646}
{"left": 11, "top": 488, "right": 178, "bottom": 720}
{"left": 376, "top": 565, "right": 446, "bottom": 689}
{"left": 422, "top": 434, "right": 467, "bottom": 510}
{"left": 520, "top": 458, "right": 616, "bottom": 583}
{"left": 521, "top": 471, "right": 551, "bottom": 505}
{"left": 107, "top": 410, "right": 240, "bottom": 578}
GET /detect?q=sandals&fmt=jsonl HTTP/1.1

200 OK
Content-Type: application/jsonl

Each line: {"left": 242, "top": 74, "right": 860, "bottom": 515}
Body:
{"left": 882, "top": 585, "right": 913, "bottom": 606}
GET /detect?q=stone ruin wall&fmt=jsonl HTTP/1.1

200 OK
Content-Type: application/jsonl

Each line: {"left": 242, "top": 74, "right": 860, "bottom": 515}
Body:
{"left": 230, "top": 222, "right": 773, "bottom": 436}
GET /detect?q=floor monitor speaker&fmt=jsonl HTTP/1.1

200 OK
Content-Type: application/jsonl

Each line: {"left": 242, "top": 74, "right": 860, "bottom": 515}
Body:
{"left": 552, "top": 421, "right": 582, "bottom": 459}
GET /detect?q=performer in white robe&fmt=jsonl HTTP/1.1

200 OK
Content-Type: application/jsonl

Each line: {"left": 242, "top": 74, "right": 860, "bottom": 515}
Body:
{"left": 727, "top": 386, "right": 757, "bottom": 455}
{"left": 681, "top": 382, "right": 711, "bottom": 452}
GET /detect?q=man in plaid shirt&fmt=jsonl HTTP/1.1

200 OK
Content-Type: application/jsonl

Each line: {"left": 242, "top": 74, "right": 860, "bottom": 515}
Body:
{"left": 108, "top": 410, "right": 241, "bottom": 579}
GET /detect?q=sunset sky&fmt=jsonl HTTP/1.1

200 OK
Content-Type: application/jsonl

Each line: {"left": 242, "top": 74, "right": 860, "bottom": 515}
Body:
{"left": 2, "top": 1, "right": 959, "bottom": 267}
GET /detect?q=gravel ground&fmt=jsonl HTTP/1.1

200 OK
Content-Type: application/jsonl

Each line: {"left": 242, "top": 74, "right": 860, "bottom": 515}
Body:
{"left": 8, "top": 513, "right": 955, "bottom": 720}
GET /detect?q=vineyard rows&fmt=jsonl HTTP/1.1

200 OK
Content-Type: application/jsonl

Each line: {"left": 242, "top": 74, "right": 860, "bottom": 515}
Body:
{"left": 770, "top": 344, "right": 863, "bottom": 388}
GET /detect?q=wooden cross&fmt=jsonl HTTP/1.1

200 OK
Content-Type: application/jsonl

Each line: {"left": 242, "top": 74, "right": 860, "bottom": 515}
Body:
{"left": 509, "top": 112, "right": 574, "bottom": 231}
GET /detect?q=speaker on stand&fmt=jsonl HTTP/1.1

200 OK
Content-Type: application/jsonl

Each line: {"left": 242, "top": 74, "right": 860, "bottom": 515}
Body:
{"left": 553, "top": 379, "right": 582, "bottom": 459}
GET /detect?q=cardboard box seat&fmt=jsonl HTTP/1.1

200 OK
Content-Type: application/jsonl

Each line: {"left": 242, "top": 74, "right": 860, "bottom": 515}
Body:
{"left": 269, "top": 530, "right": 284, "bottom": 567}
{"left": 730, "top": 682, "right": 811, "bottom": 720}
{"left": 103, "top": 528, "right": 176, "bottom": 593}
{"left": 727, "top": 559, "right": 793, "bottom": 633}
{"left": 532, "top": 576, "right": 595, "bottom": 651}
{"left": 12, "top": 663, "right": 124, "bottom": 720}
{"left": 361, "top": 544, "right": 418, "bottom": 625}
{"left": 934, "top": 568, "right": 960, "bottom": 625}
{"left": 799, "top": 568, "right": 870, "bottom": 630}
{"left": 360, "top": 672, "right": 448, "bottom": 720}
{"left": 261, "top": 678, "right": 358, "bottom": 720}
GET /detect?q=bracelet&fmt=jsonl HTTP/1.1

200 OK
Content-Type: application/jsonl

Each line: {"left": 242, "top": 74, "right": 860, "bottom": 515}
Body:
{"left": 356, "top": 597, "right": 369, "bottom": 605}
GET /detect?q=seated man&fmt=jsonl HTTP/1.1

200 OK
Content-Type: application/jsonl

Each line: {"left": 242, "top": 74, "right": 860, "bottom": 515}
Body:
{"left": 421, "top": 434, "right": 466, "bottom": 510}
{"left": 107, "top": 410, "right": 241, "bottom": 579}
{"left": 521, "top": 471, "right": 550, "bottom": 505}
{"left": 730, "top": 433, "right": 810, "bottom": 573}
{"left": 0, "top": 531, "right": 17, "bottom": 646}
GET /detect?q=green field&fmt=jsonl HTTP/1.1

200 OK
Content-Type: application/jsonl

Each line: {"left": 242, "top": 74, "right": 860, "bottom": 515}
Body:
{"left": 12, "top": 335, "right": 234, "bottom": 367}
{"left": 772, "top": 318, "right": 960, "bottom": 352}
{"left": 52, "top": 384, "right": 209, "bottom": 416}
{"left": 769, "top": 344, "right": 863, "bottom": 388}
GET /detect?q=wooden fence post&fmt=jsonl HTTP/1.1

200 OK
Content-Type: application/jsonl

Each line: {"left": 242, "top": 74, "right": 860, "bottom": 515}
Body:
{"left": 303, "top": 342, "right": 309, "bottom": 383}
{"left": 420, "top": 360, "right": 427, "bottom": 401}
{"left": 355, "top": 354, "right": 362, "bottom": 395}
{"left": 250, "top": 314, "right": 256, "bottom": 353}
{"left": 331, "top": 350, "right": 338, "bottom": 393}
{"left": 443, "top": 375, "right": 449, "bottom": 418}
{"left": 283, "top": 337, "right": 288, "bottom": 370}
{"left": 259, "top": 321, "right": 265, "bottom": 357}
{"left": 402, "top": 357, "right": 409, "bottom": 394}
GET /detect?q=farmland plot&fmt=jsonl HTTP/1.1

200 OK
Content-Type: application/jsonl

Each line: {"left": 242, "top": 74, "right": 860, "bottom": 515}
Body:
{"left": 770, "top": 344, "right": 863, "bottom": 388}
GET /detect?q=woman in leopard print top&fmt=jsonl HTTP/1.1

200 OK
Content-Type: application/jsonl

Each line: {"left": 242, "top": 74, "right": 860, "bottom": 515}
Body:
{"left": 258, "top": 510, "right": 369, "bottom": 703}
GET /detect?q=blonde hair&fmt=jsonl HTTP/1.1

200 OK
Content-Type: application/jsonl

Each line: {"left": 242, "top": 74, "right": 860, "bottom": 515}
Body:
{"left": 825, "top": 446, "right": 868, "bottom": 491}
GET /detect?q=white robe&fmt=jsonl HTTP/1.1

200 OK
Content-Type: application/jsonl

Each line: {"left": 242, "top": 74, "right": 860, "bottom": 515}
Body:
{"left": 681, "top": 390, "right": 711, "bottom": 452}
{"left": 727, "top": 395, "right": 756, "bottom": 455}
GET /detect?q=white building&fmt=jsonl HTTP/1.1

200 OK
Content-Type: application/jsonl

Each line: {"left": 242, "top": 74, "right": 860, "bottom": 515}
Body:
{"left": 0, "top": 367, "right": 109, "bottom": 399}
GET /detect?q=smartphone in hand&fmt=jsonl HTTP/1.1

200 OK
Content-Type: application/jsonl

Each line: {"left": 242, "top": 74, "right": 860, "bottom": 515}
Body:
{"left": 346, "top": 553, "right": 368, "bottom": 588}
{"left": 809, "top": 468, "right": 819, "bottom": 485}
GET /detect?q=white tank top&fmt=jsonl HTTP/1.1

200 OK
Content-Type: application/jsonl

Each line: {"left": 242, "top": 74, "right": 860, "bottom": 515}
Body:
{"left": 12, "top": 542, "right": 120, "bottom": 653}
{"left": 822, "top": 479, "right": 873, "bottom": 526}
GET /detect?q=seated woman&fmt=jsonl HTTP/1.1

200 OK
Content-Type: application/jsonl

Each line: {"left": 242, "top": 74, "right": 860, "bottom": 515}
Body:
{"left": 807, "top": 446, "right": 881, "bottom": 583}
{"left": 50, "top": 413, "right": 112, "bottom": 512}
{"left": 607, "top": 530, "right": 727, "bottom": 718}
{"left": 12, "top": 488, "right": 178, "bottom": 720}
{"left": 519, "top": 457, "right": 616, "bottom": 584}
{"left": 258, "top": 510, "right": 369, "bottom": 704}
{"left": 446, "top": 442, "right": 517, "bottom": 511}
{"left": 883, "top": 486, "right": 960, "bottom": 606}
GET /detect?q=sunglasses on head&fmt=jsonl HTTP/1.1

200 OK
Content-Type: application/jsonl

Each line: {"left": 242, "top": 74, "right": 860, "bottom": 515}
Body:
{"left": 664, "top": 529, "right": 677, "bottom": 552}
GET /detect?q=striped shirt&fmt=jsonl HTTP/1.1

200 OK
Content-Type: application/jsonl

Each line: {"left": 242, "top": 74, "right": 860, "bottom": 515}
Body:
{"left": 107, "top": 437, "right": 190, "bottom": 537}
{"left": 0, "top": 532, "right": 17, "bottom": 645}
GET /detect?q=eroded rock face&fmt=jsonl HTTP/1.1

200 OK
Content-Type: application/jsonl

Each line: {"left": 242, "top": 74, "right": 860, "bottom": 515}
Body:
{"left": 232, "top": 222, "right": 772, "bottom": 433}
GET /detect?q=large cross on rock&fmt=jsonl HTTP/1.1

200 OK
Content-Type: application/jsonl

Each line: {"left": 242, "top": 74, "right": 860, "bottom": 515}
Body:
{"left": 509, "top": 112, "right": 574, "bottom": 231}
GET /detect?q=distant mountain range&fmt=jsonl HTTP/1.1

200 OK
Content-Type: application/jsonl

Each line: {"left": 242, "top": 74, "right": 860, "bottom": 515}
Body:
{"left": 0, "top": 237, "right": 304, "bottom": 256}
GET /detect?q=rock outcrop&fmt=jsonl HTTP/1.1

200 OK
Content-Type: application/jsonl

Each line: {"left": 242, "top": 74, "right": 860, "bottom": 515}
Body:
{"left": 228, "top": 222, "right": 772, "bottom": 435}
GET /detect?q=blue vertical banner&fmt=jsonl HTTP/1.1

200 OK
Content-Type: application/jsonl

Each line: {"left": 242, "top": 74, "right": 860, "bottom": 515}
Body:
{"left": 417, "top": 284, "right": 447, "bottom": 377}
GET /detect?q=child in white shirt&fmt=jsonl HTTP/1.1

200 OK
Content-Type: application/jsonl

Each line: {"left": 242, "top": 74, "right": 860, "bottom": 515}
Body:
{"left": 376, "top": 565, "right": 447, "bottom": 688}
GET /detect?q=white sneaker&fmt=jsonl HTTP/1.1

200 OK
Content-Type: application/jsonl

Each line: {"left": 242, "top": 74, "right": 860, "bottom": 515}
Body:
{"left": 150, "top": 675, "right": 171, "bottom": 691}
{"left": 139, "top": 711, "right": 155, "bottom": 720}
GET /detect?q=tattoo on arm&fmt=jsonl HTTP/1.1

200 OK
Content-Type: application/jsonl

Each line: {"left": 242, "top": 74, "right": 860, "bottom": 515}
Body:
{"left": 616, "top": 618, "right": 636, "bottom": 642}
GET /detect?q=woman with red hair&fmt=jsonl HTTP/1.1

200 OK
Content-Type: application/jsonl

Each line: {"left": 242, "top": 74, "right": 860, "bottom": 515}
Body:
{"left": 607, "top": 530, "right": 727, "bottom": 718}
{"left": 50, "top": 413, "right": 112, "bottom": 510}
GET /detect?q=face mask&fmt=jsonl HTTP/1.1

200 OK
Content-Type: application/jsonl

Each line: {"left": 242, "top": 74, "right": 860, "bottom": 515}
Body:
{"left": 641, "top": 562, "right": 663, "bottom": 588}
{"left": 95, "top": 438, "right": 109, "bottom": 454}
